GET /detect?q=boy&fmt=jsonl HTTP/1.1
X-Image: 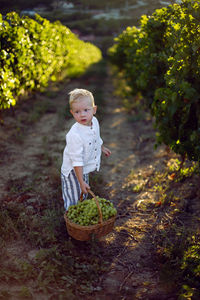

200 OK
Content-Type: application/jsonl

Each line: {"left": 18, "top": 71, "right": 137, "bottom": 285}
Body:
{"left": 61, "top": 88, "right": 111, "bottom": 211}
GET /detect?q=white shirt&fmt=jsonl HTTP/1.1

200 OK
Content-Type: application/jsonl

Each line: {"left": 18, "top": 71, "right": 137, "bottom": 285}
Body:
{"left": 61, "top": 116, "right": 103, "bottom": 177}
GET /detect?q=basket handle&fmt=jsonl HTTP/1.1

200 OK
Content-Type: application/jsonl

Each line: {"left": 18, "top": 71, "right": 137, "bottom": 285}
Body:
{"left": 80, "top": 189, "right": 103, "bottom": 225}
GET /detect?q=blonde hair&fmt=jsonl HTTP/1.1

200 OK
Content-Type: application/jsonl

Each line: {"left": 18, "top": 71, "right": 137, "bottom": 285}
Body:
{"left": 69, "top": 88, "right": 95, "bottom": 108}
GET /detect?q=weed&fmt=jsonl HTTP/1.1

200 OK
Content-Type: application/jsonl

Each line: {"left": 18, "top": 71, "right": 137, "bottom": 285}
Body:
{"left": 179, "top": 163, "right": 199, "bottom": 180}
{"left": 167, "top": 159, "right": 199, "bottom": 181}
{"left": 132, "top": 183, "right": 144, "bottom": 193}
{"left": 167, "top": 158, "right": 181, "bottom": 172}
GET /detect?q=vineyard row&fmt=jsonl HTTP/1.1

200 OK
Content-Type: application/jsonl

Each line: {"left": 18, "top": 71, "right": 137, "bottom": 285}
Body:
{"left": 0, "top": 12, "right": 102, "bottom": 110}
{"left": 108, "top": 0, "right": 200, "bottom": 162}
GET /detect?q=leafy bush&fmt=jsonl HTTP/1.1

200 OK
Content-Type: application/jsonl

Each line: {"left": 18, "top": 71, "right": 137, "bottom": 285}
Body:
{"left": 0, "top": 12, "right": 102, "bottom": 110}
{"left": 180, "top": 235, "right": 200, "bottom": 298}
{"left": 108, "top": 0, "right": 200, "bottom": 161}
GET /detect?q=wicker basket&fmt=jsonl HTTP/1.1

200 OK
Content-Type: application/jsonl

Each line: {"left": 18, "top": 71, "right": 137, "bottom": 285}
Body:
{"left": 64, "top": 190, "right": 116, "bottom": 241}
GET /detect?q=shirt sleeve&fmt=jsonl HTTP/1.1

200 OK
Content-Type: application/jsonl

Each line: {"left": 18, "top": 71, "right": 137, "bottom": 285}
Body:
{"left": 66, "top": 132, "right": 84, "bottom": 167}
{"left": 93, "top": 116, "right": 103, "bottom": 145}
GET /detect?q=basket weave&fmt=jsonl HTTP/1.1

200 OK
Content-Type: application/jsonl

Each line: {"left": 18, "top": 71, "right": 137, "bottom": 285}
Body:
{"left": 64, "top": 190, "right": 116, "bottom": 241}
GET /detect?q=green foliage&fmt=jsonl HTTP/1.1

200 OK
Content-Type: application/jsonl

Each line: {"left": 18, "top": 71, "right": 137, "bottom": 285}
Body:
{"left": 161, "top": 232, "right": 200, "bottom": 299}
{"left": 108, "top": 0, "right": 200, "bottom": 161}
{"left": 0, "top": 12, "right": 102, "bottom": 110}
{"left": 181, "top": 235, "right": 200, "bottom": 295}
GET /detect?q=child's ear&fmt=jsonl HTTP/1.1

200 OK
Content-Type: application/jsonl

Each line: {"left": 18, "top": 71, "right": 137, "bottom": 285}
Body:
{"left": 93, "top": 105, "right": 97, "bottom": 114}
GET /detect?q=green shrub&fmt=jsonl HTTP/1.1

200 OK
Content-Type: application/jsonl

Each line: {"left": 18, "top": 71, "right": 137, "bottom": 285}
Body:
{"left": 0, "top": 12, "right": 102, "bottom": 110}
{"left": 108, "top": 0, "right": 200, "bottom": 161}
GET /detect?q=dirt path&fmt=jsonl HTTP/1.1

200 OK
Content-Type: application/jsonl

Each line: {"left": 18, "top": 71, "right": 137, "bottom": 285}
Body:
{"left": 89, "top": 69, "right": 177, "bottom": 300}
{"left": 0, "top": 62, "right": 177, "bottom": 299}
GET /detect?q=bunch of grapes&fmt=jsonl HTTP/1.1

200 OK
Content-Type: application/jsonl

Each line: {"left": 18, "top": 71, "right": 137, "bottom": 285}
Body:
{"left": 67, "top": 197, "right": 117, "bottom": 226}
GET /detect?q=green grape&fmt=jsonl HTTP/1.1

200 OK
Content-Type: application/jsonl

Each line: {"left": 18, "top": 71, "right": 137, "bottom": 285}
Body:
{"left": 67, "top": 197, "right": 117, "bottom": 225}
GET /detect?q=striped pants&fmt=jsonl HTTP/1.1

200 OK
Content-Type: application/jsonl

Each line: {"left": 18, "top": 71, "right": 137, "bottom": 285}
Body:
{"left": 61, "top": 169, "right": 89, "bottom": 211}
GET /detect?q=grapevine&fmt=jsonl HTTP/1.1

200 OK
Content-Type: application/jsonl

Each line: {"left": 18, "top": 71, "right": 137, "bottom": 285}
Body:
{"left": 0, "top": 12, "right": 102, "bottom": 110}
{"left": 108, "top": 0, "right": 200, "bottom": 161}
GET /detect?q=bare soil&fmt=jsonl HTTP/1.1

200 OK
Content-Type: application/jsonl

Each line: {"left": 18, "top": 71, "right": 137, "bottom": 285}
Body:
{"left": 91, "top": 69, "right": 177, "bottom": 300}
{"left": 0, "top": 62, "right": 199, "bottom": 300}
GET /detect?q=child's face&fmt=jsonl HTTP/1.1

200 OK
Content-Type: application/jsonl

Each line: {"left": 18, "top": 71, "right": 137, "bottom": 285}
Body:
{"left": 70, "top": 96, "right": 97, "bottom": 126}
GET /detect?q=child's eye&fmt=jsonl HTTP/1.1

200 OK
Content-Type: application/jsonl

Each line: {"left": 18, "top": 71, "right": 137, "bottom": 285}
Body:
{"left": 84, "top": 109, "right": 88, "bottom": 112}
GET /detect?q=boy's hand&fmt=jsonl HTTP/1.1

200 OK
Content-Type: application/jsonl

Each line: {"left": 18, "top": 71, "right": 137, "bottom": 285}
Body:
{"left": 74, "top": 166, "right": 90, "bottom": 194}
{"left": 102, "top": 145, "right": 111, "bottom": 157}
{"left": 80, "top": 181, "right": 90, "bottom": 194}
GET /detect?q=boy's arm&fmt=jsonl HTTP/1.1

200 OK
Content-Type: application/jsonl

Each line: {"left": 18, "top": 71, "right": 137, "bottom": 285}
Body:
{"left": 74, "top": 166, "right": 90, "bottom": 194}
